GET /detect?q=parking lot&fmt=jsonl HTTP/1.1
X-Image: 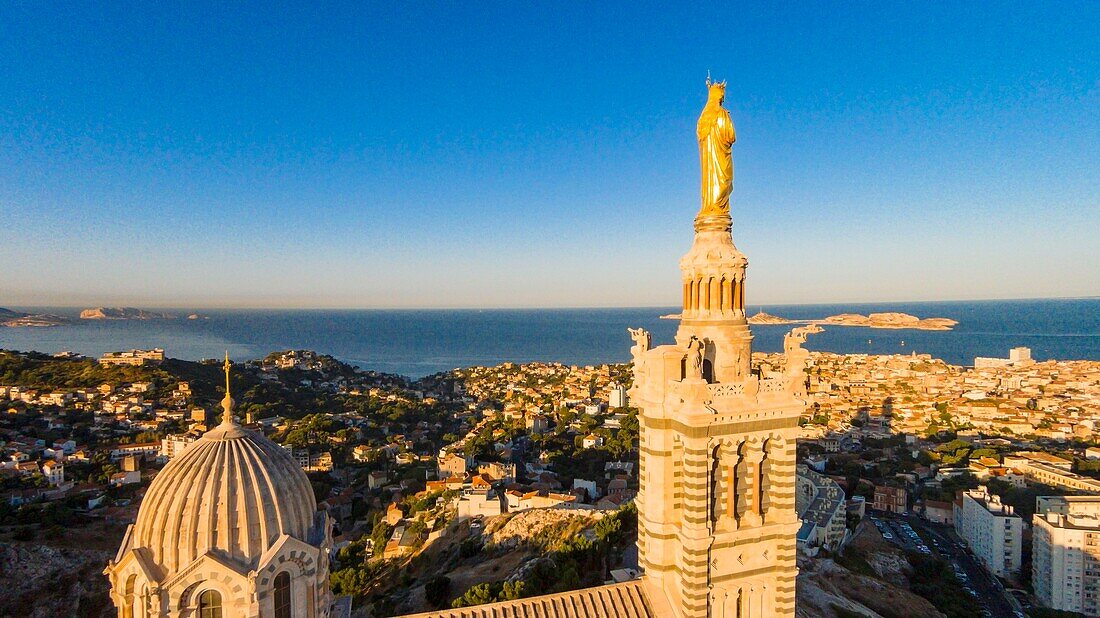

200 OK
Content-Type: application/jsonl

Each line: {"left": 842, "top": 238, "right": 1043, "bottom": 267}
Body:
{"left": 867, "top": 511, "right": 1022, "bottom": 618}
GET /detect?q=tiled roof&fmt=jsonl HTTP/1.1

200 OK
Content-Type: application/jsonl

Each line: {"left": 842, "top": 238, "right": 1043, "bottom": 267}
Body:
{"left": 398, "top": 579, "right": 661, "bottom": 618}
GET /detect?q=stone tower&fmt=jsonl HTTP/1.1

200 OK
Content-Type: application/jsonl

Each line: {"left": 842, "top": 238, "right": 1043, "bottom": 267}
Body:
{"left": 629, "top": 87, "right": 808, "bottom": 618}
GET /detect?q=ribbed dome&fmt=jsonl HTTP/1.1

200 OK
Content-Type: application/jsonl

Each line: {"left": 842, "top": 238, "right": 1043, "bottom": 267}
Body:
{"left": 132, "top": 420, "right": 317, "bottom": 575}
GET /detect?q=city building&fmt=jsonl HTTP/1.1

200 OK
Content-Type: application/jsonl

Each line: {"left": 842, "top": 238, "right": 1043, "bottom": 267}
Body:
{"left": 160, "top": 432, "right": 200, "bottom": 459}
{"left": 923, "top": 499, "right": 954, "bottom": 525}
{"left": 1033, "top": 495, "right": 1100, "bottom": 616}
{"left": 105, "top": 362, "right": 335, "bottom": 617}
{"left": 41, "top": 460, "right": 64, "bottom": 486}
{"left": 974, "top": 346, "right": 1033, "bottom": 369}
{"left": 796, "top": 465, "right": 847, "bottom": 553}
{"left": 110, "top": 443, "right": 163, "bottom": 461}
{"left": 609, "top": 384, "right": 628, "bottom": 408}
{"left": 437, "top": 451, "right": 469, "bottom": 479}
{"left": 525, "top": 412, "right": 550, "bottom": 434}
{"left": 99, "top": 348, "right": 166, "bottom": 367}
{"left": 873, "top": 485, "right": 908, "bottom": 514}
{"left": 954, "top": 486, "right": 1023, "bottom": 579}
{"left": 581, "top": 433, "right": 604, "bottom": 448}
{"left": 1005, "top": 452, "right": 1100, "bottom": 493}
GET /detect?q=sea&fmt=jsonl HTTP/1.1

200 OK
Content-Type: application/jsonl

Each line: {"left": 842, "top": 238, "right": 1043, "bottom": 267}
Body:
{"left": 1, "top": 299, "right": 1097, "bottom": 379}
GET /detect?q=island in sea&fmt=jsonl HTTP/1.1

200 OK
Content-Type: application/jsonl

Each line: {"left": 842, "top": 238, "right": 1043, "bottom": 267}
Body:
{"left": 744, "top": 310, "right": 958, "bottom": 331}
{"left": 79, "top": 307, "right": 175, "bottom": 320}
{"left": 0, "top": 307, "right": 70, "bottom": 328}
{"left": 821, "top": 312, "right": 958, "bottom": 331}
{"left": 747, "top": 311, "right": 797, "bottom": 325}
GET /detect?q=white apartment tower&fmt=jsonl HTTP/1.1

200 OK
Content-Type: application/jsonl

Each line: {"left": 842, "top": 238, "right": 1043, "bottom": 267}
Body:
{"left": 955, "top": 486, "right": 1023, "bottom": 578}
{"left": 609, "top": 384, "right": 629, "bottom": 409}
{"left": 1034, "top": 496, "right": 1100, "bottom": 616}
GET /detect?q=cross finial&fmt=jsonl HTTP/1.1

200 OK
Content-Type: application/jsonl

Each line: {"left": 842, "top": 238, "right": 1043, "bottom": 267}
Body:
{"left": 219, "top": 350, "right": 237, "bottom": 426}
{"left": 223, "top": 351, "right": 231, "bottom": 397}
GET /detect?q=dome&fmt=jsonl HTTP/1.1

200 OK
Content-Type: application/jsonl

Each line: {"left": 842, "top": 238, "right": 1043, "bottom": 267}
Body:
{"left": 131, "top": 418, "right": 317, "bottom": 575}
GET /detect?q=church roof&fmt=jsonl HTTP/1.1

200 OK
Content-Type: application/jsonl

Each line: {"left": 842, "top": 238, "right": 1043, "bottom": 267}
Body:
{"left": 398, "top": 579, "right": 665, "bottom": 618}
{"left": 127, "top": 359, "right": 318, "bottom": 576}
{"left": 129, "top": 420, "right": 317, "bottom": 574}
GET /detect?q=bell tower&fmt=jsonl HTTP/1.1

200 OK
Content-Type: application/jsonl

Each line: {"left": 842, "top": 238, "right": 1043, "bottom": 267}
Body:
{"left": 629, "top": 81, "right": 810, "bottom": 618}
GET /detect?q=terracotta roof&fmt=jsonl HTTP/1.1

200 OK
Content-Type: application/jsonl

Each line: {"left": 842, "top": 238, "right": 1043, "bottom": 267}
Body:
{"left": 397, "top": 580, "right": 661, "bottom": 618}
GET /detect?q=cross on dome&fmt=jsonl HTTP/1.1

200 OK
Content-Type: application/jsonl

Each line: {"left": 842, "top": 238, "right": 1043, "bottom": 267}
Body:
{"left": 220, "top": 350, "right": 237, "bottom": 426}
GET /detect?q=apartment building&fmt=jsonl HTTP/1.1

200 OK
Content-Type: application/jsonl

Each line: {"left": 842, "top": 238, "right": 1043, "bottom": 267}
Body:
{"left": 796, "top": 464, "right": 848, "bottom": 552}
{"left": 954, "top": 486, "right": 1023, "bottom": 579}
{"left": 1033, "top": 496, "right": 1100, "bottom": 616}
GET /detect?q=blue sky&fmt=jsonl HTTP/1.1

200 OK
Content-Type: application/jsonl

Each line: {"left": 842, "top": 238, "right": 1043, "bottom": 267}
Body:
{"left": 1, "top": 2, "right": 1097, "bottom": 308}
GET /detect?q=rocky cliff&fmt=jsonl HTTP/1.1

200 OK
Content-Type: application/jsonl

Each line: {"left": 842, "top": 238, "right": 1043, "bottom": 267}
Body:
{"left": 0, "top": 542, "right": 113, "bottom": 617}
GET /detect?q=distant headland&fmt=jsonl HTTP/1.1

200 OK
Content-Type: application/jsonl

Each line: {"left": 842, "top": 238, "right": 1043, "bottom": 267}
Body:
{"left": 0, "top": 308, "right": 70, "bottom": 328}
{"left": 79, "top": 307, "right": 175, "bottom": 320}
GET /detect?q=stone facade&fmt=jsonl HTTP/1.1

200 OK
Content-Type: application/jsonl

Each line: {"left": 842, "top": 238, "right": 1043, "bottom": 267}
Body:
{"left": 631, "top": 209, "right": 807, "bottom": 618}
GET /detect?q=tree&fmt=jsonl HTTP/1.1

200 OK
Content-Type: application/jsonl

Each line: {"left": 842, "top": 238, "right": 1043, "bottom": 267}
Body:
{"left": 330, "top": 566, "right": 372, "bottom": 599}
{"left": 370, "top": 518, "right": 394, "bottom": 554}
{"left": 284, "top": 428, "right": 311, "bottom": 448}
{"left": 425, "top": 576, "right": 451, "bottom": 608}
{"left": 499, "top": 581, "right": 525, "bottom": 601}
{"left": 452, "top": 583, "right": 494, "bottom": 608}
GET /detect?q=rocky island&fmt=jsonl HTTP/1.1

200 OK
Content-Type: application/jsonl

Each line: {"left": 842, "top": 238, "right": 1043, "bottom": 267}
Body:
{"left": 0, "top": 308, "right": 70, "bottom": 327}
{"left": 79, "top": 307, "right": 175, "bottom": 320}
{"left": 741, "top": 310, "right": 957, "bottom": 330}
{"left": 821, "top": 312, "right": 958, "bottom": 331}
{"left": 747, "top": 311, "right": 797, "bottom": 325}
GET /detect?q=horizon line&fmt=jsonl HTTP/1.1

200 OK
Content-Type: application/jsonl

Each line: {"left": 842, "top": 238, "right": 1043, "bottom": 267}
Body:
{"left": 5, "top": 294, "right": 1098, "bottom": 313}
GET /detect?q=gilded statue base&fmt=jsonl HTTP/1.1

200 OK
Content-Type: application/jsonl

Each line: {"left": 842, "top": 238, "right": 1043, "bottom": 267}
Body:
{"left": 694, "top": 213, "right": 732, "bottom": 233}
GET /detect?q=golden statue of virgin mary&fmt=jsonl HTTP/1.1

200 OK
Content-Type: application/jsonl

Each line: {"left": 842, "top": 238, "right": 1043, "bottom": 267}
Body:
{"left": 697, "top": 78, "right": 736, "bottom": 217}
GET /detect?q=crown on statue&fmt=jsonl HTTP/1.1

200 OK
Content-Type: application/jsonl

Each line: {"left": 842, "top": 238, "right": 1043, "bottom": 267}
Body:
{"left": 705, "top": 76, "right": 727, "bottom": 91}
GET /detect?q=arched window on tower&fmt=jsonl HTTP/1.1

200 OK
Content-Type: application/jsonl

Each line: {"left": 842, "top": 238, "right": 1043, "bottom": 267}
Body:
{"left": 198, "top": 590, "right": 222, "bottom": 618}
{"left": 760, "top": 439, "right": 773, "bottom": 521}
{"left": 122, "top": 574, "right": 136, "bottom": 618}
{"left": 273, "top": 572, "right": 292, "bottom": 618}
{"left": 709, "top": 444, "right": 722, "bottom": 525}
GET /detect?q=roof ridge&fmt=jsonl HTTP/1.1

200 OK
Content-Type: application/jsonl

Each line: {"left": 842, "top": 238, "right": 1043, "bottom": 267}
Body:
{"left": 394, "top": 579, "right": 655, "bottom": 618}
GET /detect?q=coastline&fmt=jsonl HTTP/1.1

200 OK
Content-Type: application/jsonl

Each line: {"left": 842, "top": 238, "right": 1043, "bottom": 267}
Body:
{"left": 0, "top": 300, "right": 1096, "bottom": 377}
